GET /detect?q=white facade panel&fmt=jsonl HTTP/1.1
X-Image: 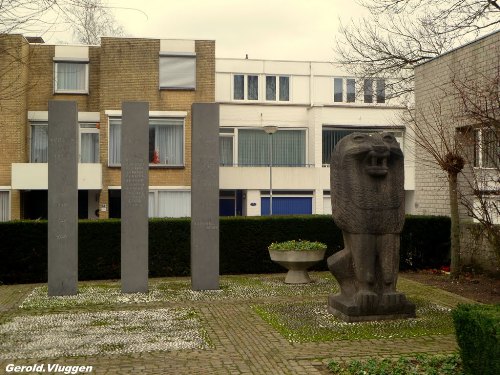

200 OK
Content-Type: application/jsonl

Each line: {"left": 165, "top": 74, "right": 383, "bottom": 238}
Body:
{"left": 11, "top": 163, "right": 102, "bottom": 190}
{"left": 216, "top": 73, "right": 232, "bottom": 102}
{"left": 219, "top": 105, "right": 308, "bottom": 127}
{"left": 292, "top": 76, "right": 310, "bottom": 104}
{"left": 160, "top": 39, "right": 195, "bottom": 53}
{"left": 55, "top": 45, "right": 89, "bottom": 59}
{"left": 313, "top": 76, "right": 333, "bottom": 105}
{"left": 220, "top": 167, "right": 318, "bottom": 190}
{"left": 262, "top": 61, "right": 310, "bottom": 75}
{"left": 321, "top": 106, "right": 401, "bottom": 126}
{"left": 216, "top": 59, "right": 264, "bottom": 74}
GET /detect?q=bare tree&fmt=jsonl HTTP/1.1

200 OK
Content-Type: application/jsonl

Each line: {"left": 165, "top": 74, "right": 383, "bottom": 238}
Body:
{"left": 408, "top": 99, "right": 466, "bottom": 279}
{"left": 64, "top": 0, "right": 124, "bottom": 45}
{"left": 409, "top": 51, "right": 500, "bottom": 278}
{"left": 336, "top": 0, "right": 500, "bottom": 99}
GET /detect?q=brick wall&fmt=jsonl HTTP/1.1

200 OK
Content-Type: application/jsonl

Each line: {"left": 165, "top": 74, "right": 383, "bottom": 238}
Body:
{"left": 0, "top": 35, "right": 215, "bottom": 220}
{"left": 414, "top": 31, "right": 500, "bottom": 219}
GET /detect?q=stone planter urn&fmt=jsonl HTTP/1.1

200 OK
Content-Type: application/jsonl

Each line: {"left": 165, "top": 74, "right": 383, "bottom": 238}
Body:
{"left": 268, "top": 240, "right": 327, "bottom": 284}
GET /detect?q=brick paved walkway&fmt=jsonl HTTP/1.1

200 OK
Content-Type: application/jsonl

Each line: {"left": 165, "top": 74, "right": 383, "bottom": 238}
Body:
{"left": 0, "top": 276, "right": 468, "bottom": 375}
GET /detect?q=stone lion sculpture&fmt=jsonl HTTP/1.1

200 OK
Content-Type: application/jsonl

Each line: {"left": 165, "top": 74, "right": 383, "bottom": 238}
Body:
{"left": 328, "top": 132, "right": 415, "bottom": 322}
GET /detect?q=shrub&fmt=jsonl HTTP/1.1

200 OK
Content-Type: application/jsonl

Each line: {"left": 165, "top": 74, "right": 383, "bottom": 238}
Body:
{"left": 268, "top": 240, "right": 327, "bottom": 251}
{"left": 452, "top": 304, "right": 500, "bottom": 375}
{"left": 0, "top": 215, "right": 450, "bottom": 284}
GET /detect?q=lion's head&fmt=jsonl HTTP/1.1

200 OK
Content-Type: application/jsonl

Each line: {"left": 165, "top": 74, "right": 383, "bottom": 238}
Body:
{"left": 330, "top": 132, "right": 405, "bottom": 234}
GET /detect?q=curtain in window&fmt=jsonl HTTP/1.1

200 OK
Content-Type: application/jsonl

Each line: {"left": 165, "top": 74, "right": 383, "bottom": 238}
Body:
{"left": 238, "top": 129, "right": 269, "bottom": 166}
{"left": 279, "top": 76, "right": 289, "bottom": 101}
{"left": 238, "top": 129, "right": 305, "bottom": 166}
{"left": 219, "top": 136, "right": 233, "bottom": 166}
{"left": 376, "top": 79, "right": 385, "bottom": 103}
{"left": 31, "top": 124, "right": 48, "bottom": 163}
{"left": 159, "top": 56, "right": 196, "bottom": 89}
{"left": 81, "top": 133, "right": 99, "bottom": 163}
{"left": 248, "top": 75, "right": 258, "bottom": 100}
{"left": 109, "top": 120, "right": 121, "bottom": 165}
{"left": 148, "top": 192, "right": 155, "bottom": 218}
{"left": 266, "top": 76, "right": 276, "bottom": 100}
{"left": 0, "top": 191, "right": 8, "bottom": 221}
{"left": 56, "top": 62, "right": 86, "bottom": 91}
{"left": 157, "top": 191, "right": 191, "bottom": 217}
{"left": 346, "top": 79, "right": 356, "bottom": 102}
{"left": 364, "top": 79, "right": 373, "bottom": 103}
{"left": 334, "top": 78, "right": 343, "bottom": 102}
{"left": 152, "top": 119, "right": 183, "bottom": 165}
{"left": 234, "top": 75, "right": 244, "bottom": 100}
{"left": 322, "top": 129, "right": 354, "bottom": 164}
{"left": 272, "top": 130, "right": 305, "bottom": 166}
{"left": 483, "top": 129, "right": 499, "bottom": 168}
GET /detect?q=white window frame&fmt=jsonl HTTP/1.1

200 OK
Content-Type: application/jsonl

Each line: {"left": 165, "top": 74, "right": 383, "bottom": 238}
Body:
{"left": 148, "top": 188, "right": 191, "bottom": 218}
{"left": 474, "top": 128, "right": 499, "bottom": 169}
{"left": 53, "top": 59, "right": 89, "bottom": 94}
{"left": 29, "top": 121, "right": 99, "bottom": 163}
{"left": 0, "top": 190, "right": 10, "bottom": 222}
{"left": 235, "top": 126, "right": 308, "bottom": 167}
{"left": 107, "top": 113, "right": 186, "bottom": 168}
{"left": 79, "top": 123, "right": 100, "bottom": 163}
{"left": 265, "top": 75, "right": 291, "bottom": 102}
{"left": 232, "top": 74, "right": 259, "bottom": 101}
{"left": 219, "top": 133, "right": 235, "bottom": 166}
{"left": 159, "top": 53, "right": 197, "bottom": 90}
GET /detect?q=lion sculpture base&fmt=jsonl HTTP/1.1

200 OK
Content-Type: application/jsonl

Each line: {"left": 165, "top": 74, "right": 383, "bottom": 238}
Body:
{"left": 328, "top": 132, "right": 415, "bottom": 322}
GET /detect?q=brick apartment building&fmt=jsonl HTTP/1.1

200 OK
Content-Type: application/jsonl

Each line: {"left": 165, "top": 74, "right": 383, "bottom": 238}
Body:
{"left": 0, "top": 33, "right": 410, "bottom": 221}
{"left": 0, "top": 35, "right": 215, "bottom": 220}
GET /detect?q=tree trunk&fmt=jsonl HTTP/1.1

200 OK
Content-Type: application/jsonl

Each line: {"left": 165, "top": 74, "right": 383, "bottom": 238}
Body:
{"left": 448, "top": 172, "right": 461, "bottom": 280}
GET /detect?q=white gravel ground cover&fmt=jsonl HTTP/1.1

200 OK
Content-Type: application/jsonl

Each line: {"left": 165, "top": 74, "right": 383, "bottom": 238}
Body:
{"left": 19, "top": 274, "right": 338, "bottom": 309}
{"left": 0, "top": 308, "right": 210, "bottom": 359}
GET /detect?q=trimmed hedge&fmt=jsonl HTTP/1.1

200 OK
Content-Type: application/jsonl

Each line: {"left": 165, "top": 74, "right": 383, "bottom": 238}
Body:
{"left": 452, "top": 304, "right": 500, "bottom": 375}
{"left": 0, "top": 215, "right": 450, "bottom": 284}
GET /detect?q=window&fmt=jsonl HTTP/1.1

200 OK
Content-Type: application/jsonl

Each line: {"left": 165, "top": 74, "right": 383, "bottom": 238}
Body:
{"left": 376, "top": 79, "right": 386, "bottom": 103}
{"left": 54, "top": 61, "right": 88, "bottom": 93}
{"left": 0, "top": 191, "right": 9, "bottom": 222}
{"left": 80, "top": 123, "right": 99, "bottom": 163}
{"left": 364, "top": 79, "right": 373, "bottom": 103}
{"left": 322, "top": 127, "right": 404, "bottom": 165}
{"left": 346, "top": 79, "right": 356, "bottom": 102}
{"left": 233, "top": 74, "right": 259, "bottom": 100}
{"left": 279, "top": 76, "right": 290, "bottom": 101}
{"left": 234, "top": 75, "right": 244, "bottom": 100}
{"left": 248, "top": 75, "right": 258, "bottom": 100}
{"left": 159, "top": 54, "right": 196, "bottom": 89}
{"left": 30, "top": 122, "right": 48, "bottom": 163}
{"left": 238, "top": 128, "right": 306, "bottom": 166}
{"left": 30, "top": 122, "right": 99, "bottom": 163}
{"left": 220, "top": 136, "right": 234, "bottom": 166}
{"left": 334, "top": 78, "right": 343, "bottom": 102}
{"left": 475, "top": 128, "right": 499, "bottom": 168}
{"left": 266, "top": 75, "right": 290, "bottom": 101}
{"left": 109, "top": 117, "right": 184, "bottom": 166}
{"left": 148, "top": 190, "right": 191, "bottom": 217}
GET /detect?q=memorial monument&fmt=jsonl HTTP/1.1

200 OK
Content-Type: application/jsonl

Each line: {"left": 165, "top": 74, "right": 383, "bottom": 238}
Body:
{"left": 48, "top": 100, "right": 78, "bottom": 296}
{"left": 328, "top": 132, "right": 415, "bottom": 322}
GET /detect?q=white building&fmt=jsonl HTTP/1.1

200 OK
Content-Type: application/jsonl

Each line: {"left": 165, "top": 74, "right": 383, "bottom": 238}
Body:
{"left": 216, "top": 58, "right": 415, "bottom": 216}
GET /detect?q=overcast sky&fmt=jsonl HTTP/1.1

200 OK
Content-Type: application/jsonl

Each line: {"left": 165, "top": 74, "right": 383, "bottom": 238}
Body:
{"left": 47, "top": 0, "right": 367, "bottom": 61}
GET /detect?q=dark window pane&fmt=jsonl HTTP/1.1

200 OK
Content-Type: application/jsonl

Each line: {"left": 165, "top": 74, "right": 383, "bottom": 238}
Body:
{"left": 346, "top": 79, "right": 355, "bottom": 102}
{"left": 364, "top": 79, "right": 373, "bottom": 103}
{"left": 334, "top": 78, "right": 343, "bottom": 102}
{"left": 279, "top": 76, "right": 289, "bottom": 101}
{"left": 266, "top": 76, "right": 276, "bottom": 101}
{"left": 322, "top": 129, "right": 354, "bottom": 164}
{"left": 376, "top": 79, "right": 385, "bottom": 103}
{"left": 234, "top": 75, "right": 244, "bottom": 100}
{"left": 248, "top": 75, "right": 258, "bottom": 100}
